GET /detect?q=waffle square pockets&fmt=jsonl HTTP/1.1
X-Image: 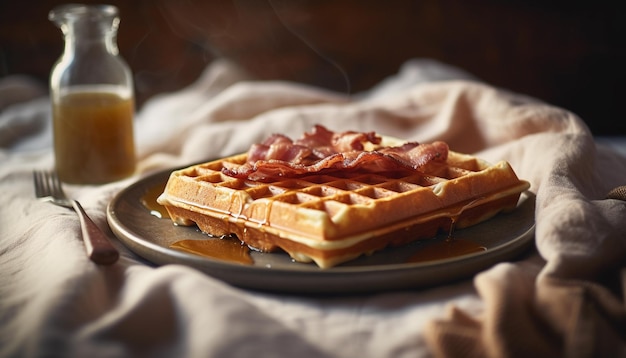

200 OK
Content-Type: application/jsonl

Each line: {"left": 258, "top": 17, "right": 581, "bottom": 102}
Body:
{"left": 158, "top": 149, "right": 530, "bottom": 268}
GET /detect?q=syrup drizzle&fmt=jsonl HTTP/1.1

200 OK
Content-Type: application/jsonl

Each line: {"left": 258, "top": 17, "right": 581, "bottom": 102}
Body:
{"left": 141, "top": 182, "right": 254, "bottom": 264}
{"left": 140, "top": 182, "right": 170, "bottom": 219}
{"left": 170, "top": 237, "right": 253, "bottom": 265}
{"left": 143, "top": 181, "right": 490, "bottom": 267}
{"left": 407, "top": 198, "right": 487, "bottom": 263}
{"left": 406, "top": 237, "right": 486, "bottom": 263}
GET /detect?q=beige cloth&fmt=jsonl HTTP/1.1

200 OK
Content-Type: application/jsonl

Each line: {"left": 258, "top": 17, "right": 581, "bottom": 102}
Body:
{"left": 1, "top": 60, "right": 625, "bottom": 357}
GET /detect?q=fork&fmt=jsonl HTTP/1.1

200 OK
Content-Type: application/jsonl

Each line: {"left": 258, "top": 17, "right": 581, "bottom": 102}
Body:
{"left": 33, "top": 170, "right": 119, "bottom": 265}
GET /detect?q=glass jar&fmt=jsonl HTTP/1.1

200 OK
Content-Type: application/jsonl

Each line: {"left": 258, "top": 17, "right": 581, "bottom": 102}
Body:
{"left": 49, "top": 4, "right": 136, "bottom": 184}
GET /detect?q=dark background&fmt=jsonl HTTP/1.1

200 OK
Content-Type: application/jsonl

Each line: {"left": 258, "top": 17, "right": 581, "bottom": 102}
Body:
{"left": 1, "top": 0, "right": 624, "bottom": 135}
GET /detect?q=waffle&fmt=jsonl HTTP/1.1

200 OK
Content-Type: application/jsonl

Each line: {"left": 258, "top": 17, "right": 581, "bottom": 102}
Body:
{"left": 157, "top": 147, "right": 530, "bottom": 268}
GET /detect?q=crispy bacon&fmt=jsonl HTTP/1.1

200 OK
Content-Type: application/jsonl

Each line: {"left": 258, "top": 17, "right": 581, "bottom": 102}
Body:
{"left": 248, "top": 134, "right": 312, "bottom": 164}
{"left": 294, "top": 124, "right": 381, "bottom": 158}
{"left": 223, "top": 125, "right": 448, "bottom": 181}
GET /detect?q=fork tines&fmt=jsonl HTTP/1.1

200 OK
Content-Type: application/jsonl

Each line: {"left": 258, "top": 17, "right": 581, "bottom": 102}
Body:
{"left": 33, "top": 170, "right": 60, "bottom": 199}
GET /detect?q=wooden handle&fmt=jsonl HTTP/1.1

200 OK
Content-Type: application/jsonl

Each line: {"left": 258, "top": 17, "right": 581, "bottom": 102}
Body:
{"left": 71, "top": 200, "right": 119, "bottom": 265}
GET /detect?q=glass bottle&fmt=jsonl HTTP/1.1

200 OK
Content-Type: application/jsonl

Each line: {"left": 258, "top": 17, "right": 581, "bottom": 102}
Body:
{"left": 49, "top": 4, "right": 136, "bottom": 184}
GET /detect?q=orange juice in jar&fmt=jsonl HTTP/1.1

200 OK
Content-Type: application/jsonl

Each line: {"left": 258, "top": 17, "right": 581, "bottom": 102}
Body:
{"left": 53, "top": 85, "right": 136, "bottom": 184}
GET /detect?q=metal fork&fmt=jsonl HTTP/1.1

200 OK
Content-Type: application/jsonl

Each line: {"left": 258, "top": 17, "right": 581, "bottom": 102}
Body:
{"left": 33, "top": 170, "right": 119, "bottom": 265}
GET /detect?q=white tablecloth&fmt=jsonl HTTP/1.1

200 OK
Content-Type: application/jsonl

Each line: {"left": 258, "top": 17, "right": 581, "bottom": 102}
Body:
{"left": 1, "top": 59, "right": 625, "bottom": 357}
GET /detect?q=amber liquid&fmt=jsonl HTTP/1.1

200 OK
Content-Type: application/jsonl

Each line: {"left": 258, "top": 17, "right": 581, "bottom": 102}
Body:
{"left": 53, "top": 87, "right": 136, "bottom": 184}
{"left": 142, "top": 184, "right": 485, "bottom": 267}
{"left": 139, "top": 183, "right": 253, "bottom": 264}
{"left": 407, "top": 238, "right": 486, "bottom": 263}
{"left": 407, "top": 213, "right": 486, "bottom": 263}
{"left": 170, "top": 238, "right": 253, "bottom": 265}
{"left": 141, "top": 182, "right": 170, "bottom": 219}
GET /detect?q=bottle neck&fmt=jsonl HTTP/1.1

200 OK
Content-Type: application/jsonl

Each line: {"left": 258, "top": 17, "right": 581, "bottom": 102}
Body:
{"left": 63, "top": 30, "right": 119, "bottom": 58}
{"left": 50, "top": 4, "right": 132, "bottom": 91}
{"left": 52, "top": 4, "right": 121, "bottom": 58}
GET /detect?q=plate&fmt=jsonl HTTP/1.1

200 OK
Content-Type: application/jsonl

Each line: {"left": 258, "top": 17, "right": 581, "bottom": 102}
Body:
{"left": 107, "top": 168, "right": 535, "bottom": 294}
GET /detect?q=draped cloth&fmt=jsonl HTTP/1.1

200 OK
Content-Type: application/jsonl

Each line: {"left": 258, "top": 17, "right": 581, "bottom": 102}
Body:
{"left": 1, "top": 59, "right": 625, "bottom": 357}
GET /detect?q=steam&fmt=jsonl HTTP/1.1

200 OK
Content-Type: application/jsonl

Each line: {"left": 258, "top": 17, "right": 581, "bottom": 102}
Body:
{"left": 267, "top": 0, "right": 351, "bottom": 93}
{"left": 146, "top": 0, "right": 352, "bottom": 95}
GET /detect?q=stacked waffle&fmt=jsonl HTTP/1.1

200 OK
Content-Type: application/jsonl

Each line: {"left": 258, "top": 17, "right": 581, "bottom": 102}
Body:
{"left": 158, "top": 126, "right": 529, "bottom": 268}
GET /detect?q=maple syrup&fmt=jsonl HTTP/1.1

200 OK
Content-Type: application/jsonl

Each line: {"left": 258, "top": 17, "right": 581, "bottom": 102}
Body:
{"left": 141, "top": 182, "right": 170, "bottom": 219}
{"left": 407, "top": 199, "right": 487, "bottom": 263}
{"left": 407, "top": 238, "right": 486, "bottom": 263}
{"left": 148, "top": 183, "right": 490, "bottom": 266}
{"left": 53, "top": 88, "right": 136, "bottom": 184}
{"left": 141, "top": 182, "right": 253, "bottom": 264}
{"left": 50, "top": 4, "right": 136, "bottom": 184}
{"left": 170, "top": 238, "right": 253, "bottom": 265}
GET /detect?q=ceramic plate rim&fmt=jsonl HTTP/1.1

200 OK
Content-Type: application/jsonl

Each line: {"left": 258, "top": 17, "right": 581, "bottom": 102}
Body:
{"left": 107, "top": 166, "right": 536, "bottom": 293}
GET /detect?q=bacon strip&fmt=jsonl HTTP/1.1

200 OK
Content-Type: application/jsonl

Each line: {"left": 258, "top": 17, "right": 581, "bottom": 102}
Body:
{"left": 223, "top": 125, "right": 448, "bottom": 181}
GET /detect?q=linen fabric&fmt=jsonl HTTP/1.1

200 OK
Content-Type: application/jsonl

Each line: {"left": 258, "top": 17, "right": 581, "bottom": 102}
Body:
{"left": 1, "top": 59, "right": 625, "bottom": 357}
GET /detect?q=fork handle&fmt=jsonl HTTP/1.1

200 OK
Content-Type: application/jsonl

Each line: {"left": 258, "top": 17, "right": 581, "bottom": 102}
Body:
{"left": 71, "top": 200, "right": 119, "bottom": 265}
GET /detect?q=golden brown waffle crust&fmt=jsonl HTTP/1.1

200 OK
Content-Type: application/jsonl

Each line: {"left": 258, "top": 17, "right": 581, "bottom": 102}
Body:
{"left": 157, "top": 150, "right": 530, "bottom": 268}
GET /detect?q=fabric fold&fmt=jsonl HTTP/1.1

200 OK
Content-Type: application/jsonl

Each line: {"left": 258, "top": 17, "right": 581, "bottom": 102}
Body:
{"left": 2, "top": 59, "right": 625, "bottom": 357}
